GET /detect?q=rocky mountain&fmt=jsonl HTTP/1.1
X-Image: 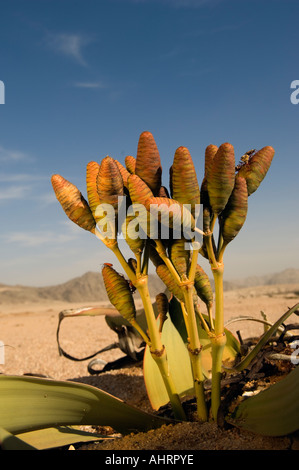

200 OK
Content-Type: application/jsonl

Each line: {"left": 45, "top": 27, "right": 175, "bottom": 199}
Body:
{"left": 0, "top": 271, "right": 166, "bottom": 304}
{"left": 0, "top": 268, "right": 298, "bottom": 305}
{"left": 222, "top": 268, "right": 299, "bottom": 291}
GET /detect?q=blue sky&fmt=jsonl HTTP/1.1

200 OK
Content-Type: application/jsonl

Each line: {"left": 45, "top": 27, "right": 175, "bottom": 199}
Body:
{"left": 0, "top": 0, "right": 298, "bottom": 286}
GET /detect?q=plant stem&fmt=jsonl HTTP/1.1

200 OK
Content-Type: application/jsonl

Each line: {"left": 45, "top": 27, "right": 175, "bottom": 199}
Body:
{"left": 130, "top": 319, "right": 150, "bottom": 345}
{"left": 155, "top": 240, "right": 181, "bottom": 285}
{"left": 109, "top": 241, "right": 185, "bottom": 419}
{"left": 188, "top": 243, "right": 199, "bottom": 282}
{"left": 137, "top": 276, "right": 186, "bottom": 421}
{"left": 110, "top": 243, "right": 137, "bottom": 282}
{"left": 210, "top": 264, "right": 226, "bottom": 420}
{"left": 183, "top": 285, "right": 208, "bottom": 422}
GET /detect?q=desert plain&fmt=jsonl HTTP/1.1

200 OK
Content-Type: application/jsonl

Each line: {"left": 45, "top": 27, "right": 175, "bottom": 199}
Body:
{"left": 0, "top": 270, "right": 299, "bottom": 450}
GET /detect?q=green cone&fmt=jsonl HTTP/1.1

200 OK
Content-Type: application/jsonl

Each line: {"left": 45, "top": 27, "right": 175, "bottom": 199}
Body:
{"left": 237, "top": 146, "right": 275, "bottom": 196}
{"left": 220, "top": 176, "right": 248, "bottom": 246}
{"left": 207, "top": 143, "right": 235, "bottom": 215}
{"left": 102, "top": 265, "right": 136, "bottom": 322}
{"left": 135, "top": 131, "right": 162, "bottom": 195}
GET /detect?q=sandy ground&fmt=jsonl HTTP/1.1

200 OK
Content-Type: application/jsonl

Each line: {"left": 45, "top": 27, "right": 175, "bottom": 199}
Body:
{"left": 0, "top": 284, "right": 299, "bottom": 450}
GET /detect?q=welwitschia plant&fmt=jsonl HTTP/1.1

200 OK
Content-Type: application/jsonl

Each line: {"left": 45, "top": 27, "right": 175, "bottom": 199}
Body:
{"left": 51, "top": 131, "right": 275, "bottom": 422}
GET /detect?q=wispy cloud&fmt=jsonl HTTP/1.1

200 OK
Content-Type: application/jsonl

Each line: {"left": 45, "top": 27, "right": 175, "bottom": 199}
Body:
{"left": 74, "top": 81, "right": 105, "bottom": 89}
{"left": 0, "top": 173, "right": 47, "bottom": 183}
{"left": 0, "top": 185, "right": 31, "bottom": 201}
{"left": 45, "top": 32, "right": 93, "bottom": 66}
{"left": 3, "top": 230, "right": 76, "bottom": 247}
{"left": 0, "top": 146, "right": 33, "bottom": 163}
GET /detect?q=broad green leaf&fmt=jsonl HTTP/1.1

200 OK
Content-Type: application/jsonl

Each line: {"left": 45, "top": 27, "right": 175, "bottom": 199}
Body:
{"left": 0, "top": 427, "right": 36, "bottom": 450}
{"left": 228, "top": 365, "right": 299, "bottom": 436}
{"left": 169, "top": 297, "right": 240, "bottom": 378}
{"left": 14, "top": 426, "right": 107, "bottom": 450}
{"left": 0, "top": 375, "right": 172, "bottom": 436}
{"left": 143, "top": 315, "right": 194, "bottom": 410}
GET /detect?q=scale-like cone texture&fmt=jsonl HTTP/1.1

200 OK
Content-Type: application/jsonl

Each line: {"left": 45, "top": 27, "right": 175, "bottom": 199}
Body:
{"left": 169, "top": 165, "right": 173, "bottom": 198}
{"left": 207, "top": 143, "right": 235, "bottom": 215}
{"left": 170, "top": 238, "right": 190, "bottom": 277}
{"left": 128, "top": 258, "right": 138, "bottom": 273}
{"left": 86, "top": 161, "right": 101, "bottom": 222}
{"left": 97, "top": 156, "right": 124, "bottom": 210}
{"left": 102, "top": 265, "right": 136, "bottom": 322}
{"left": 237, "top": 146, "right": 275, "bottom": 196}
{"left": 145, "top": 197, "right": 195, "bottom": 233}
{"left": 135, "top": 131, "right": 162, "bottom": 195}
{"left": 51, "top": 174, "right": 96, "bottom": 233}
{"left": 149, "top": 243, "right": 164, "bottom": 268}
{"left": 200, "top": 145, "right": 218, "bottom": 233}
{"left": 127, "top": 174, "right": 154, "bottom": 238}
{"left": 128, "top": 174, "right": 154, "bottom": 206}
{"left": 158, "top": 186, "right": 170, "bottom": 198}
{"left": 125, "top": 155, "right": 136, "bottom": 174}
{"left": 194, "top": 264, "right": 213, "bottom": 309}
{"left": 204, "top": 144, "right": 218, "bottom": 179}
{"left": 220, "top": 176, "right": 248, "bottom": 245}
{"left": 121, "top": 215, "right": 145, "bottom": 254}
{"left": 156, "top": 264, "right": 184, "bottom": 302}
{"left": 171, "top": 146, "right": 200, "bottom": 217}
{"left": 115, "top": 160, "right": 131, "bottom": 188}
{"left": 156, "top": 292, "right": 169, "bottom": 318}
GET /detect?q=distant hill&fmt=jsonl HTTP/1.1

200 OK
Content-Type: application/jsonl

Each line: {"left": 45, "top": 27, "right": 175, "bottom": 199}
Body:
{"left": 0, "top": 271, "right": 166, "bottom": 304}
{"left": 0, "top": 268, "right": 298, "bottom": 305}
{"left": 222, "top": 268, "right": 299, "bottom": 291}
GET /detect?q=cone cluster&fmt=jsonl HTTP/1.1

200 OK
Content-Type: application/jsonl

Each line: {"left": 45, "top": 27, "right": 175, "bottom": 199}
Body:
{"left": 51, "top": 131, "right": 274, "bottom": 319}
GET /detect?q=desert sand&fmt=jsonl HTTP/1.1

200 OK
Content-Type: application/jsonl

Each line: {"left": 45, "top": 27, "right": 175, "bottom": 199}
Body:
{"left": 0, "top": 283, "right": 299, "bottom": 450}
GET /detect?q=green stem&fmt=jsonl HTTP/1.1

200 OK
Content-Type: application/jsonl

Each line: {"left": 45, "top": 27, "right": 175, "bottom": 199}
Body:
{"left": 155, "top": 240, "right": 181, "bottom": 285}
{"left": 205, "top": 232, "right": 218, "bottom": 268}
{"left": 194, "top": 303, "right": 211, "bottom": 335}
{"left": 110, "top": 243, "right": 137, "bottom": 282}
{"left": 141, "top": 240, "right": 150, "bottom": 275}
{"left": 130, "top": 319, "right": 150, "bottom": 345}
{"left": 188, "top": 243, "right": 199, "bottom": 282}
{"left": 211, "top": 333, "right": 226, "bottom": 420}
{"left": 210, "top": 264, "right": 226, "bottom": 420}
{"left": 137, "top": 276, "right": 186, "bottom": 421}
{"left": 183, "top": 286, "right": 208, "bottom": 422}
